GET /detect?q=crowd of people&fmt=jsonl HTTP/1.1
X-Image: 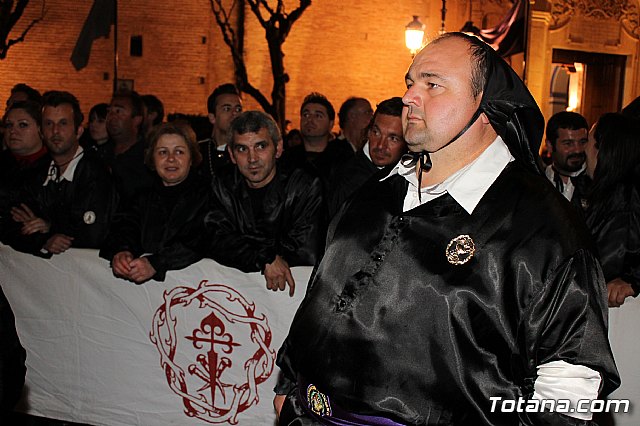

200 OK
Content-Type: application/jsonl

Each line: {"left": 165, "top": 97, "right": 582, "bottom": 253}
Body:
{"left": 0, "top": 82, "right": 408, "bottom": 294}
{"left": 0, "top": 31, "right": 639, "bottom": 424}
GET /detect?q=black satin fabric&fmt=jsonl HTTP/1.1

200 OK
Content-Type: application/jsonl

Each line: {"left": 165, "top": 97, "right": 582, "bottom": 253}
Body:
{"left": 204, "top": 167, "right": 325, "bottom": 272}
{"left": 99, "top": 172, "right": 209, "bottom": 281}
{"left": 586, "top": 174, "right": 640, "bottom": 295}
{"left": 276, "top": 163, "right": 619, "bottom": 425}
{"left": 328, "top": 149, "right": 380, "bottom": 218}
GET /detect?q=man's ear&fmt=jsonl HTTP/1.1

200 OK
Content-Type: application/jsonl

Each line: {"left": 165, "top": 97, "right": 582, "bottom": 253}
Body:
{"left": 275, "top": 138, "right": 284, "bottom": 159}
{"left": 132, "top": 114, "right": 143, "bottom": 129}
{"left": 76, "top": 125, "right": 84, "bottom": 140}
{"left": 208, "top": 113, "right": 216, "bottom": 126}
{"left": 480, "top": 112, "right": 490, "bottom": 125}
{"left": 545, "top": 139, "right": 553, "bottom": 153}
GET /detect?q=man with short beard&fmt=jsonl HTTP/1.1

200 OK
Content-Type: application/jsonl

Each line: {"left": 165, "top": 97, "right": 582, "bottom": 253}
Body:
{"left": 6, "top": 91, "right": 114, "bottom": 257}
{"left": 544, "top": 111, "right": 589, "bottom": 208}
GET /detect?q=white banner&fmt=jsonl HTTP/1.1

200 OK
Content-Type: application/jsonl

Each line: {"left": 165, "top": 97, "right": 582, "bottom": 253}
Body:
{"left": 0, "top": 245, "right": 310, "bottom": 425}
{"left": 2, "top": 245, "right": 638, "bottom": 425}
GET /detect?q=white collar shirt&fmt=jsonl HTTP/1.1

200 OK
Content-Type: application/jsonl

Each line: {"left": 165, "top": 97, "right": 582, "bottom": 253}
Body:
{"left": 43, "top": 146, "right": 84, "bottom": 186}
{"left": 382, "top": 136, "right": 513, "bottom": 214}
{"left": 544, "top": 163, "right": 585, "bottom": 201}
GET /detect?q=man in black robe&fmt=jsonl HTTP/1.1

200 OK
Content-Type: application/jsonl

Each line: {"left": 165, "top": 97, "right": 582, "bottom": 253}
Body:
{"left": 274, "top": 33, "right": 619, "bottom": 425}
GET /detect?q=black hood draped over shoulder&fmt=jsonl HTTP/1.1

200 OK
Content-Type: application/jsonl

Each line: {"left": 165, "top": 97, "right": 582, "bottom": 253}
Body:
{"left": 464, "top": 32, "right": 545, "bottom": 175}
{"left": 403, "top": 33, "right": 545, "bottom": 177}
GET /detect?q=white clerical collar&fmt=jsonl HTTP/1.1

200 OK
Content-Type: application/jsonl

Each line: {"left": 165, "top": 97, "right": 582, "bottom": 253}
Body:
{"left": 43, "top": 146, "right": 84, "bottom": 186}
{"left": 383, "top": 136, "right": 513, "bottom": 214}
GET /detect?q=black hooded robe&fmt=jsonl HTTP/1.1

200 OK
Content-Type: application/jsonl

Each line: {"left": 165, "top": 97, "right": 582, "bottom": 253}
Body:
{"left": 275, "top": 33, "right": 619, "bottom": 425}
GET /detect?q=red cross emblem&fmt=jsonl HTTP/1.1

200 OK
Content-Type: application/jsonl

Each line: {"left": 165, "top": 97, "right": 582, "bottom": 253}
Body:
{"left": 150, "top": 280, "right": 275, "bottom": 424}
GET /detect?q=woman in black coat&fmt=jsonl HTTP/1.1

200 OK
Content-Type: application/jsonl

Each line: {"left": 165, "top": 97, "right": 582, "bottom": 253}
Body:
{"left": 0, "top": 101, "right": 50, "bottom": 228}
{"left": 100, "top": 122, "right": 210, "bottom": 283}
{"left": 585, "top": 113, "right": 640, "bottom": 307}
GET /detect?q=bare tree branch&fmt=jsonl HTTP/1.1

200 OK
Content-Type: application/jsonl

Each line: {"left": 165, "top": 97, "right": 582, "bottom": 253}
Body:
{"left": 210, "top": 0, "right": 272, "bottom": 113}
{"left": 0, "top": 0, "right": 47, "bottom": 59}
{"left": 245, "top": 0, "right": 267, "bottom": 28}
{"left": 287, "top": 0, "right": 310, "bottom": 25}
{"left": 210, "top": 0, "right": 311, "bottom": 128}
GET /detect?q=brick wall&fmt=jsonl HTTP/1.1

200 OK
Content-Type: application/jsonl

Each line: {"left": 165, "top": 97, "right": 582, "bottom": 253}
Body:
{"left": 0, "top": 0, "right": 469, "bottom": 129}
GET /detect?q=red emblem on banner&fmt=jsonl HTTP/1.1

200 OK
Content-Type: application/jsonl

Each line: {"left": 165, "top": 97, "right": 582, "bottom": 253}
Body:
{"left": 150, "top": 280, "right": 275, "bottom": 424}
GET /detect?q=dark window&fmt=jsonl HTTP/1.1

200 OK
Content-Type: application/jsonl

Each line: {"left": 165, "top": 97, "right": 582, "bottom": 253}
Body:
{"left": 130, "top": 35, "right": 143, "bottom": 57}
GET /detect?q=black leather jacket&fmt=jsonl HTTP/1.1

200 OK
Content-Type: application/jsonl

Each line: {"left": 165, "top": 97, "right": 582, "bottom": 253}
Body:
{"left": 0, "top": 149, "right": 51, "bottom": 240}
{"left": 3, "top": 151, "right": 115, "bottom": 257}
{"left": 100, "top": 173, "right": 210, "bottom": 281}
{"left": 205, "top": 167, "right": 325, "bottom": 272}
{"left": 587, "top": 173, "right": 640, "bottom": 295}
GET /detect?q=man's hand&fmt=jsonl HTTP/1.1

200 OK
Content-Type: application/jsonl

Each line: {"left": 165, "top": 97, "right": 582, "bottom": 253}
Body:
{"left": 10, "top": 203, "right": 36, "bottom": 223}
{"left": 21, "top": 217, "right": 51, "bottom": 235}
{"left": 112, "top": 251, "right": 134, "bottom": 278}
{"left": 11, "top": 203, "right": 51, "bottom": 234}
{"left": 274, "top": 394, "right": 286, "bottom": 419}
{"left": 128, "top": 257, "right": 156, "bottom": 284}
{"left": 264, "top": 255, "right": 295, "bottom": 297}
{"left": 43, "top": 234, "right": 74, "bottom": 254}
{"left": 607, "top": 278, "right": 636, "bottom": 307}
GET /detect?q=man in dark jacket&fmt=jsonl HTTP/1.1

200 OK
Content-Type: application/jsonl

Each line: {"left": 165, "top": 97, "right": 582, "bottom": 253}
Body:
{"left": 544, "top": 111, "right": 591, "bottom": 211}
{"left": 198, "top": 83, "right": 243, "bottom": 181}
{"left": 279, "top": 93, "right": 353, "bottom": 185}
{"left": 205, "top": 111, "right": 324, "bottom": 296}
{"left": 329, "top": 96, "right": 406, "bottom": 217}
{"left": 7, "top": 91, "right": 114, "bottom": 257}
{"left": 106, "top": 90, "right": 155, "bottom": 204}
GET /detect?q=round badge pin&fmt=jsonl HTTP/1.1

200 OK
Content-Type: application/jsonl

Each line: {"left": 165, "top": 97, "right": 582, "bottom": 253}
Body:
{"left": 445, "top": 234, "right": 476, "bottom": 265}
{"left": 83, "top": 210, "right": 96, "bottom": 225}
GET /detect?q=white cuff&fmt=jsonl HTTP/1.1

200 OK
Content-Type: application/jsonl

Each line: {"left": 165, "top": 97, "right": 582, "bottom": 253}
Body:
{"left": 532, "top": 360, "right": 601, "bottom": 421}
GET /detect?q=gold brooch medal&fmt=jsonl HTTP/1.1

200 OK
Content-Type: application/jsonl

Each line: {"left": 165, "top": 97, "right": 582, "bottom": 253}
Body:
{"left": 446, "top": 234, "right": 476, "bottom": 265}
{"left": 307, "top": 384, "right": 332, "bottom": 417}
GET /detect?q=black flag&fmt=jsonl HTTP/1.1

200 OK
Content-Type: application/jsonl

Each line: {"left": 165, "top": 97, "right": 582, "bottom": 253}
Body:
{"left": 70, "top": 0, "right": 115, "bottom": 71}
